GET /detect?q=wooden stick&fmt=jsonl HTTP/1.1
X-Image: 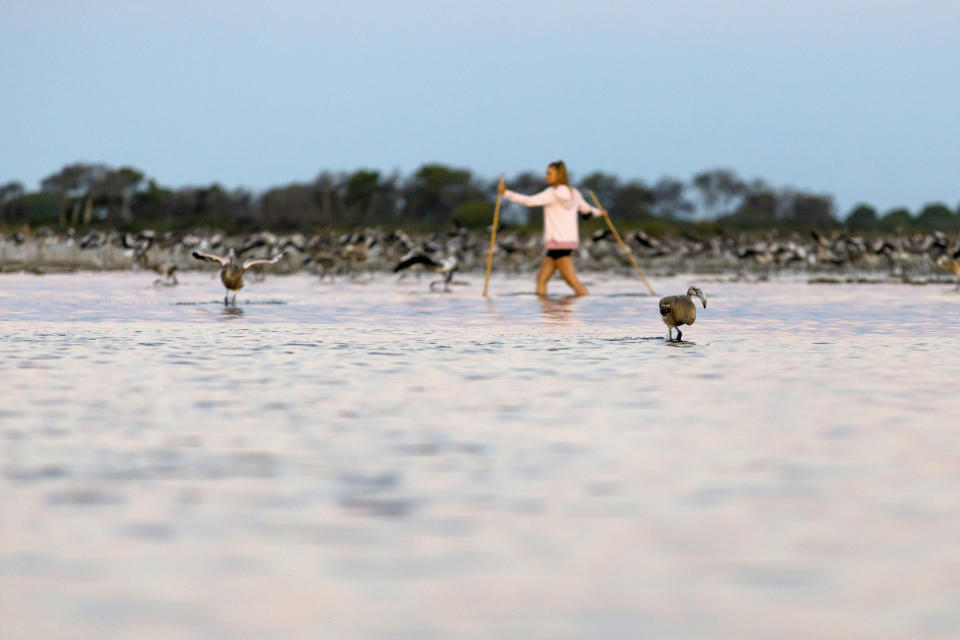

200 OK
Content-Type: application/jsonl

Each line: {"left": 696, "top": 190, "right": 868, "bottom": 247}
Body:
{"left": 588, "top": 189, "right": 656, "bottom": 295}
{"left": 483, "top": 173, "right": 505, "bottom": 297}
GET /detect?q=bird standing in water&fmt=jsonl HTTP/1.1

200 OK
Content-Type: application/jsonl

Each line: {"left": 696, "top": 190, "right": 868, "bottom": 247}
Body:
{"left": 659, "top": 286, "right": 707, "bottom": 341}
{"left": 192, "top": 248, "right": 286, "bottom": 306}
{"left": 393, "top": 253, "right": 458, "bottom": 292}
{"left": 125, "top": 233, "right": 178, "bottom": 286}
{"left": 134, "top": 246, "right": 179, "bottom": 286}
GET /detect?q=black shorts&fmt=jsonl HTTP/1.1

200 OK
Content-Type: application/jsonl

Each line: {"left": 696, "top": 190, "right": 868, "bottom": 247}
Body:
{"left": 546, "top": 249, "right": 573, "bottom": 260}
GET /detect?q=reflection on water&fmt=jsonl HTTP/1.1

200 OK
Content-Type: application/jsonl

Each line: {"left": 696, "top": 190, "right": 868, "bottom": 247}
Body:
{"left": 1, "top": 272, "right": 960, "bottom": 639}
{"left": 537, "top": 294, "right": 579, "bottom": 323}
{"left": 220, "top": 306, "right": 244, "bottom": 319}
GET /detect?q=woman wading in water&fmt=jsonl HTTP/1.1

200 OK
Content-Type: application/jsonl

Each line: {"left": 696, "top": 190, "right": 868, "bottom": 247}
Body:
{"left": 498, "top": 160, "right": 605, "bottom": 296}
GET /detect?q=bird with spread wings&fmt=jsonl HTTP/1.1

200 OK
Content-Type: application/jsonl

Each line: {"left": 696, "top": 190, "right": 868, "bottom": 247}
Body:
{"left": 193, "top": 248, "right": 286, "bottom": 306}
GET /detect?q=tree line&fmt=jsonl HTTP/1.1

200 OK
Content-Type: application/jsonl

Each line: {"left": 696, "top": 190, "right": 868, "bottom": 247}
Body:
{"left": 1, "top": 163, "right": 958, "bottom": 234}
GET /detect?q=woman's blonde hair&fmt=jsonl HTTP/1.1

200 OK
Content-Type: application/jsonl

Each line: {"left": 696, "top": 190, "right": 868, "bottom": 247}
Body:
{"left": 548, "top": 160, "right": 570, "bottom": 186}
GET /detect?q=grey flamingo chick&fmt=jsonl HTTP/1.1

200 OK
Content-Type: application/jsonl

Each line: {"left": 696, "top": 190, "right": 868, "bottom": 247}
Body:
{"left": 192, "top": 248, "right": 285, "bottom": 306}
{"left": 128, "top": 235, "right": 178, "bottom": 286}
{"left": 147, "top": 258, "right": 179, "bottom": 286}
{"left": 302, "top": 251, "right": 339, "bottom": 281}
{"left": 659, "top": 286, "right": 707, "bottom": 341}
{"left": 134, "top": 247, "right": 178, "bottom": 286}
{"left": 393, "top": 253, "right": 458, "bottom": 291}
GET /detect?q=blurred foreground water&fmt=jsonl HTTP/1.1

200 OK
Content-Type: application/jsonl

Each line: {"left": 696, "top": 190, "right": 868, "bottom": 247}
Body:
{"left": 2, "top": 272, "right": 959, "bottom": 639}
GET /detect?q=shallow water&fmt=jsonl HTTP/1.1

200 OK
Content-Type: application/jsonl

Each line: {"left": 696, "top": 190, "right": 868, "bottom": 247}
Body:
{"left": 2, "top": 271, "right": 959, "bottom": 639}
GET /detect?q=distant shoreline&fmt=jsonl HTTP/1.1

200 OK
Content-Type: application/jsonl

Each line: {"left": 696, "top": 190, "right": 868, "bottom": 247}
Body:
{"left": 1, "top": 227, "right": 957, "bottom": 281}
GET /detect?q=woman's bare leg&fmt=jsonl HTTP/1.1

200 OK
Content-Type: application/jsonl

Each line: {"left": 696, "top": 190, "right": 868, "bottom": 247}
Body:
{"left": 554, "top": 256, "right": 588, "bottom": 295}
{"left": 536, "top": 257, "right": 556, "bottom": 296}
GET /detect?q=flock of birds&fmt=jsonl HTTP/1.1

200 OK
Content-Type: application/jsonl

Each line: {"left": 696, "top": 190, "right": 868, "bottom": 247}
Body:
{"left": 3, "top": 225, "right": 960, "bottom": 340}
{"left": 0, "top": 227, "right": 474, "bottom": 289}
{"left": 182, "top": 245, "right": 459, "bottom": 309}
{"left": 81, "top": 227, "right": 474, "bottom": 290}
{"left": 185, "top": 238, "right": 710, "bottom": 341}
{"left": 3, "top": 225, "right": 960, "bottom": 278}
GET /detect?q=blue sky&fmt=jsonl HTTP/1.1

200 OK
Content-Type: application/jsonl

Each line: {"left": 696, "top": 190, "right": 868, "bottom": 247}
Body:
{"left": 2, "top": 1, "right": 958, "bottom": 216}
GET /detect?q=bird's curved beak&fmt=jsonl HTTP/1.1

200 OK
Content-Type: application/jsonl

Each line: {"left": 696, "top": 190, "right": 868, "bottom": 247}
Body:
{"left": 697, "top": 291, "right": 707, "bottom": 308}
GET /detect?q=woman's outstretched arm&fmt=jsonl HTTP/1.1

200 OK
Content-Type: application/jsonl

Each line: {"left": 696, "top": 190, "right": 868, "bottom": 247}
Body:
{"left": 501, "top": 187, "right": 556, "bottom": 207}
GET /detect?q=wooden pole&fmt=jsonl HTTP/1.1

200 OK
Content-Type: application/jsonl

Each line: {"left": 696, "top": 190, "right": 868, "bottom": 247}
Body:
{"left": 588, "top": 189, "right": 656, "bottom": 295}
{"left": 483, "top": 173, "right": 505, "bottom": 297}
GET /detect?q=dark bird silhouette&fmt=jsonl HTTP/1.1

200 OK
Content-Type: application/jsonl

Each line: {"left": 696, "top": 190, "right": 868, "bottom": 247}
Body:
{"left": 192, "top": 248, "right": 285, "bottom": 305}
{"left": 79, "top": 231, "right": 104, "bottom": 249}
{"left": 659, "top": 286, "right": 707, "bottom": 341}
{"left": 591, "top": 228, "right": 614, "bottom": 242}
{"left": 393, "top": 254, "right": 458, "bottom": 291}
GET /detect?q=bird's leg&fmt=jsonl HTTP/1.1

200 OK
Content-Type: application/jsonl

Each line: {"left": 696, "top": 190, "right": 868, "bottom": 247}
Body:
{"left": 666, "top": 327, "right": 672, "bottom": 341}
{"left": 676, "top": 328, "right": 683, "bottom": 342}
{"left": 224, "top": 291, "right": 229, "bottom": 306}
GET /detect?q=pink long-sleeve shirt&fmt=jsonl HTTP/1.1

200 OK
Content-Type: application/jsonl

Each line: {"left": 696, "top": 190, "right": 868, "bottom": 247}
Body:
{"left": 503, "top": 185, "right": 603, "bottom": 250}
